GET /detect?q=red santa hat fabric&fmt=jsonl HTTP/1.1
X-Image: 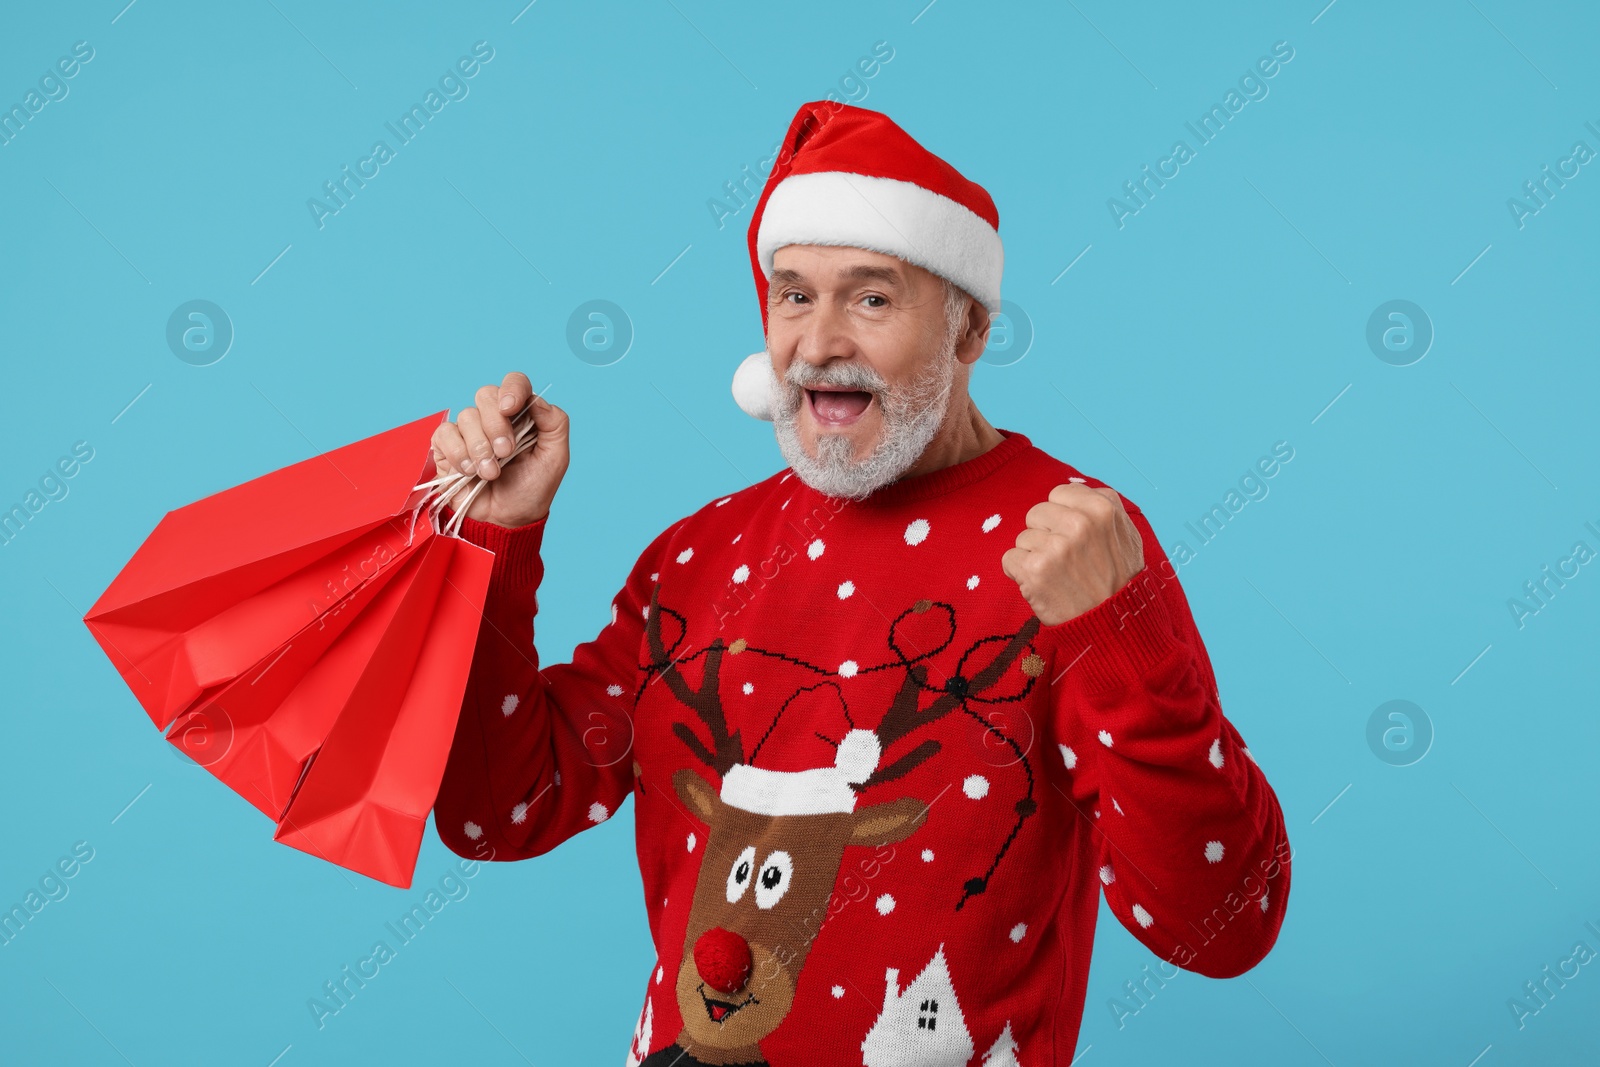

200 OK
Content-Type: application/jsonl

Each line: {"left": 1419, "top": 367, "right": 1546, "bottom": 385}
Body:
{"left": 731, "top": 102, "right": 1004, "bottom": 420}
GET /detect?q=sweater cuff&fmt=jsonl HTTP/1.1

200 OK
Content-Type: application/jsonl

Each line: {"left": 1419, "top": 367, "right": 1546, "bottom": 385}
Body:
{"left": 1039, "top": 566, "right": 1186, "bottom": 695}
{"left": 454, "top": 513, "right": 547, "bottom": 593}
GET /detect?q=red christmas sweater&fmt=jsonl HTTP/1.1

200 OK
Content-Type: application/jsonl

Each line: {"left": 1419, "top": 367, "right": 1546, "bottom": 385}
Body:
{"left": 433, "top": 429, "right": 1291, "bottom": 1067}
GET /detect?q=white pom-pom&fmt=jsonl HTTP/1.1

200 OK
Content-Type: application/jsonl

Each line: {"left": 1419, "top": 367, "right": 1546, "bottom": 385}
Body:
{"left": 732, "top": 350, "right": 775, "bottom": 421}
{"left": 835, "top": 728, "right": 881, "bottom": 783}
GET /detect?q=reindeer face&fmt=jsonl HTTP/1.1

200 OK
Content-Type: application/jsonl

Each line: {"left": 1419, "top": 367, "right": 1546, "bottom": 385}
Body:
{"left": 672, "top": 769, "right": 926, "bottom": 1053}
{"left": 643, "top": 592, "right": 1042, "bottom": 1061}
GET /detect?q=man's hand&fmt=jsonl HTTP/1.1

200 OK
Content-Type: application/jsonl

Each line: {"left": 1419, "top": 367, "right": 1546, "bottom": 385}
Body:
{"left": 431, "top": 371, "right": 569, "bottom": 528}
{"left": 1001, "top": 484, "right": 1145, "bottom": 626}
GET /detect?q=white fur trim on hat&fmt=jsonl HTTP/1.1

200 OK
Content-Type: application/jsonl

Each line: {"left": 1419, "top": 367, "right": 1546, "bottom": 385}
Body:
{"left": 756, "top": 171, "right": 1003, "bottom": 314}
{"left": 731, "top": 350, "right": 774, "bottom": 421}
{"left": 719, "top": 728, "right": 882, "bottom": 816}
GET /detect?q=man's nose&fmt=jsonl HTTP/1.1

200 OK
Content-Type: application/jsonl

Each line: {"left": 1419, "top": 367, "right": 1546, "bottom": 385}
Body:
{"left": 793, "top": 300, "right": 855, "bottom": 365}
{"left": 693, "top": 926, "right": 753, "bottom": 994}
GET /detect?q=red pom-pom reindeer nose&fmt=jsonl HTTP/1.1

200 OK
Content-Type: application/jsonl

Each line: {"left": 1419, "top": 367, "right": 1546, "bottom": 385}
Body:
{"left": 693, "top": 927, "right": 752, "bottom": 994}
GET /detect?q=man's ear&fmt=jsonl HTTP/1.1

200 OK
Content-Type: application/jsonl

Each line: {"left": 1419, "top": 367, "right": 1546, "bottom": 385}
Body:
{"left": 955, "top": 295, "right": 991, "bottom": 366}
{"left": 673, "top": 769, "right": 720, "bottom": 825}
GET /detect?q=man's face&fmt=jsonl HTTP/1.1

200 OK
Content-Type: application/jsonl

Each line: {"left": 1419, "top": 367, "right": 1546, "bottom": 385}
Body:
{"left": 765, "top": 245, "right": 967, "bottom": 499}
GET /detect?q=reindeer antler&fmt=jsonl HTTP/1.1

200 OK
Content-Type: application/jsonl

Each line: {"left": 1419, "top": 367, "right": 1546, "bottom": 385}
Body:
{"left": 645, "top": 585, "right": 744, "bottom": 776}
{"left": 860, "top": 605, "right": 1043, "bottom": 790}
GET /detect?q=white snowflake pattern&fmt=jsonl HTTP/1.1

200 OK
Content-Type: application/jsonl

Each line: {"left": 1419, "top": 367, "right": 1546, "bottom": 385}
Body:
{"left": 1244, "top": 747, "right": 1257, "bottom": 764}
{"left": 904, "top": 518, "right": 931, "bottom": 545}
{"left": 838, "top": 660, "right": 859, "bottom": 679}
{"left": 963, "top": 774, "right": 990, "bottom": 799}
{"left": 1068, "top": 476, "right": 1087, "bottom": 484}
{"left": 1260, "top": 893, "right": 1269, "bottom": 912}
{"left": 1059, "top": 744, "right": 1077, "bottom": 770}
{"left": 1009, "top": 923, "right": 1027, "bottom": 943}
{"left": 510, "top": 802, "right": 528, "bottom": 825}
{"left": 1131, "top": 903, "right": 1154, "bottom": 928}
{"left": 875, "top": 894, "right": 895, "bottom": 915}
{"left": 611, "top": 603, "right": 619, "bottom": 625}
{"left": 732, "top": 533, "right": 741, "bottom": 544}
{"left": 463, "top": 820, "right": 483, "bottom": 840}
{"left": 1204, "top": 840, "right": 1225, "bottom": 863}
{"left": 732, "top": 564, "right": 750, "bottom": 584}
{"left": 501, "top": 694, "right": 519, "bottom": 717}
{"left": 982, "top": 513, "right": 1002, "bottom": 533}
{"left": 921, "top": 849, "right": 934, "bottom": 862}
{"left": 676, "top": 547, "right": 694, "bottom": 564}
{"left": 1209, "top": 738, "right": 1224, "bottom": 768}
{"left": 1099, "top": 864, "right": 1114, "bottom": 885}
{"left": 807, "top": 539, "right": 825, "bottom": 559}
{"left": 831, "top": 985, "right": 845, "bottom": 999}
{"left": 715, "top": 496, "right": 732, "bottom": 506}
{"left": 649, "top": 573, "right": 658, "bottom": 582}
{"left": 1098, "top": 729, "right": 1114, "bottom": 747}
{"left": 656, "top": 966, "right": 664, "bottom": 984}
{"left": 587, "top": 802, "right": 609, "bottom": 823}
{"left": 837, "top": 580, "right": 855, "bottom": 599}
{"left": 1112, "top": 797, "right": 1124, "bottom": 815}
{"left": 687, "top": 833, "right": 697, "bottom": 852}
{"left": 742, "top": 682, "right": 754, "bottom": 695}
{"left": 966, "top": 575, "right": 980, "bottom": 590}
{"left": 606, "top": 684, "right": 624, "bottom": 697}
{"left": 641, "top": 605, "right": 650, "bottom": 621}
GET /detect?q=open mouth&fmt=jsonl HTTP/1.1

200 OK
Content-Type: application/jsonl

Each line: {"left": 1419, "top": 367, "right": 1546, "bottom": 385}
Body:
{"left": 804, "top": 386, "right": 875, "bottom": 427}
{"left": 699, "top": 983, "right": 758, "bottom": 1024}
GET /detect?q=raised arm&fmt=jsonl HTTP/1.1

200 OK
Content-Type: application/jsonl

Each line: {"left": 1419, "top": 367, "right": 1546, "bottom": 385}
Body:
{"left": 1005, "top": 482, "right": 1291, "bottom": 977}
{"left": 426, "top": 371, "right": 653, "bottom": 861}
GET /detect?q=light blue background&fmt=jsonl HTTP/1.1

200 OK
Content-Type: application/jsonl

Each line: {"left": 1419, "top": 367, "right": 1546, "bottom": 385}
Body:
{"left": 3, "top": 1, "right": 1597, "bottom": 1064}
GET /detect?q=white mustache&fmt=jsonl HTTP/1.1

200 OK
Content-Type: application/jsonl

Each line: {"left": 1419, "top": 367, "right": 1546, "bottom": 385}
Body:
{"left": 783, "top": 361, "right": 887, "bottom": 394}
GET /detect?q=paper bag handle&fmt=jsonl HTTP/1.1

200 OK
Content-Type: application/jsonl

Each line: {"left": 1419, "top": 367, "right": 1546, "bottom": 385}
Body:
{"left": 410, "top": 403, "right": 542, "bottom": 538}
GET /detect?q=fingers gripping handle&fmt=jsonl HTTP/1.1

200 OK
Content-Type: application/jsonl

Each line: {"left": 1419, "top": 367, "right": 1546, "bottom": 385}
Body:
{"left": 412, "top": 405, "right": 540, "bottom": 537}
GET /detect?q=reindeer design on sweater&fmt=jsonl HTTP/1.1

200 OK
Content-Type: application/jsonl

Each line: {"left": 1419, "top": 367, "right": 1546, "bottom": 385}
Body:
{"left": 639, "top": 589, "right": 1043, "bottom": 1067}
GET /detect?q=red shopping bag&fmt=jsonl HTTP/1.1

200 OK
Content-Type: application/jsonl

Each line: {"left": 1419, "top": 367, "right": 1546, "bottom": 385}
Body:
{"left": 84, "top": 412, "right": 496, "bottom": 888}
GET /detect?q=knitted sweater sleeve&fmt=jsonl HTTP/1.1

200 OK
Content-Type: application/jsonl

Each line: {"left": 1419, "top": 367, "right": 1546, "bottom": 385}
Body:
{"left": 433, "top": 512, "right": 678, "bottom": 862}
{"left": 1041, "top": 502, "right": 1291, "bottom": 979}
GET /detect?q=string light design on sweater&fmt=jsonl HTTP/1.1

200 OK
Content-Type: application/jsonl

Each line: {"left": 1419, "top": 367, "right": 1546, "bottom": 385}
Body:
{"left": 641, "top": 591, "right": 1045, "bottom": 909}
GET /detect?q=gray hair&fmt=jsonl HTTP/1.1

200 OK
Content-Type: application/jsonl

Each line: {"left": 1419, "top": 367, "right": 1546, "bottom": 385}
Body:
{"left": 941, "top": 278, "right": 976, "bottom": 354}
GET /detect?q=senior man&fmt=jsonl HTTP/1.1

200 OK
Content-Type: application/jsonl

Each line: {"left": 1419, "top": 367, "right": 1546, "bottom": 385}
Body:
{"left": 430, "top": 102, "right": 1290, "bottom": 1067}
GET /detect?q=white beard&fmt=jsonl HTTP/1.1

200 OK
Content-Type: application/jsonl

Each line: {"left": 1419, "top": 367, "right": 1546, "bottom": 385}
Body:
{"left": 770, "top": 329, "right": 959, "bottom": 501}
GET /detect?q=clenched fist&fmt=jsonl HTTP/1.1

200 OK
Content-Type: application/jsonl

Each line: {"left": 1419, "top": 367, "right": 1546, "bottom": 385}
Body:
{"left": 1001, "top": 483, "right": 1145, "bottom": 627}
{"left": 431, "top": 371, "right": 570, "bottom": 528}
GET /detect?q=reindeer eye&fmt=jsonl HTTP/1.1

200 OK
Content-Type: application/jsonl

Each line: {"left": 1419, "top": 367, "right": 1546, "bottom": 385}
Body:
{"left": 726, "top": 845, "right": 757, "bottom": 903}
{"left": 754, "top": 850, "right": 794, "bottom": 909}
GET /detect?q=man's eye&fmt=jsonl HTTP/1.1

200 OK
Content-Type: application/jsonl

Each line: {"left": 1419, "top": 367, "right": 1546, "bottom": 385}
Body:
{"left": 784, "top": 291, "right": 809, "bottom": 305}
{"left": 862, "top": 295, "right": 886, "bottom": 308}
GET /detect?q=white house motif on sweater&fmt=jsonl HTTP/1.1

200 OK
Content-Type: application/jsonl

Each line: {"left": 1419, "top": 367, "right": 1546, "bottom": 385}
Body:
{"left": 980, "top": 1021, "right": 1022, "bottom": 1066}
{"left": 624, "top": 994, "right": 652, "bottom": 1067}
{"left": 860, "top": 945, "right": 973, "bottom": 1067}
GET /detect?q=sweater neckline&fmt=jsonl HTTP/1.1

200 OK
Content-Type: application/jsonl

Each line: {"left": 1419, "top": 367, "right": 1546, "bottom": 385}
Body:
{"left": 789, "top": 428, "right": 1032, "bottom": 508}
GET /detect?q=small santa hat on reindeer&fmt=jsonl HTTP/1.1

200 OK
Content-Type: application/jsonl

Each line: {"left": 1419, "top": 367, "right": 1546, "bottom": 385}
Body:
{"left": 710, "top": 677, "right": 886, "bottom": 816}
{"left": 721, "top": 725, "right": 881, "bottom": 816}
{"left": 731, "top": 102, "right": 1005, "bottom": 421}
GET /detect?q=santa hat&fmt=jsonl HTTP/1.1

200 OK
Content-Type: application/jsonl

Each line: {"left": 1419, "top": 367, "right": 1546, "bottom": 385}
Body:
{"left": 717, "top": 680, "right": 882, "bottom": 817}
{"left": 720, "top": 728, "right": 881, "bottom": 816}
{"left": 731, "top": 102, "right": 1004, "bottom": 421}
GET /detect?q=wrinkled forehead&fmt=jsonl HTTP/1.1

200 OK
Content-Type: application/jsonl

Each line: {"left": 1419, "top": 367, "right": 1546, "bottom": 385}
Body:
{"left": 769, "top": 244, "right": 937, "bottom": 292}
